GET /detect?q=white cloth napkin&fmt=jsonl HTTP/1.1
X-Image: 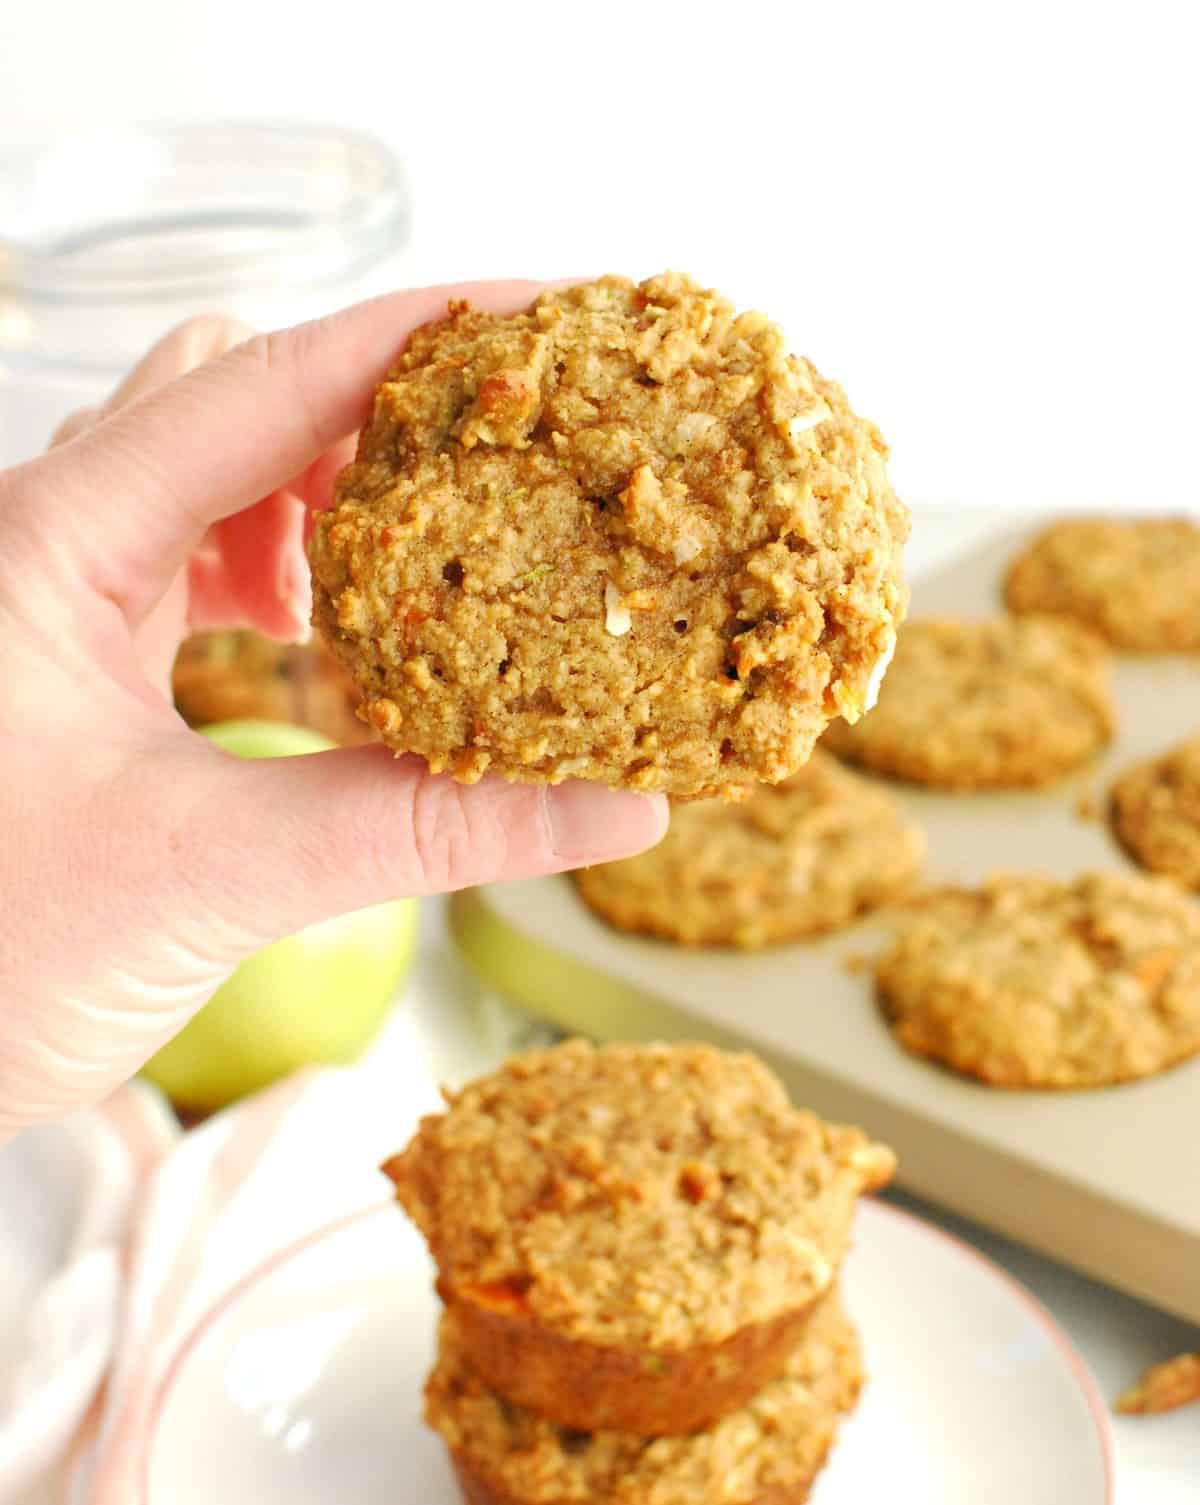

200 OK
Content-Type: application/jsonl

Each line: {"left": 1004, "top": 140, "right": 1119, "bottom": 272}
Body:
{"left": 1, "top": 1065, "right": 418, "bottom": 1505}
{"left": 0, "top": 1087, "right": 177, "bottom": 1504}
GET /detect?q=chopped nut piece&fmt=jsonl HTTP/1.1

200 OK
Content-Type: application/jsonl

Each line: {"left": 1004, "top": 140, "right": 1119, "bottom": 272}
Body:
{"left": 604, "top": 579, "right": 632, "bottom": 636}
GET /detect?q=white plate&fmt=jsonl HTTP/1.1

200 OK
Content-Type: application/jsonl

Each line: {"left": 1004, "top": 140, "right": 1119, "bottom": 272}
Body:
{"left": 142, "top": 1200, "right": 1113, "bottom": 1505}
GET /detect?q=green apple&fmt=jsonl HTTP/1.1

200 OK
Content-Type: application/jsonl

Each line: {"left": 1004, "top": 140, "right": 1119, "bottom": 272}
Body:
{"left": 143, "top": 720, "right": 418, "bottom": 1111}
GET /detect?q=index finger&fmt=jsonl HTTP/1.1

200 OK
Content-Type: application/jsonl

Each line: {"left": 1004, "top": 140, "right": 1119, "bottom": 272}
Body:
{"left": 21, "top": 280, "right": 548, "bottom": 623}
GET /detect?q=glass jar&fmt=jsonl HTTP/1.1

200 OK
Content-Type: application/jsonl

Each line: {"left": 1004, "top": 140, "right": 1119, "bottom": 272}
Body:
{"left": 0, "top": 119, "right": 413, "bottom": 465}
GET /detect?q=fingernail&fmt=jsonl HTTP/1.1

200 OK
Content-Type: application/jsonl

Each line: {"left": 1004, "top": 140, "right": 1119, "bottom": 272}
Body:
{"left": 546, "top": 783, "right": 668, "bottom": 864}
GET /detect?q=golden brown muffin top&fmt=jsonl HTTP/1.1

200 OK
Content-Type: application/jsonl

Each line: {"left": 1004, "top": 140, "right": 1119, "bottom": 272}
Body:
{"left": 574, "top": 750, "right": 923, "bottom": 947}
{"left": 310, "top": 273, "right": 907, "bottom": 797}
{"left": 1005, "top": 517, "right": 1200, "bottom": 651}
{"left": 877, "top": 872, "right": 1200, "bottom": 1087}
{"left": 822, "top": 615, "right": 1114, "bottom": 789}
{"left": 1111, "top": 732, "right": 1200, "bottom": 891}
{"left": 385, "top": 1040, "right": 894, "bottom": 1347}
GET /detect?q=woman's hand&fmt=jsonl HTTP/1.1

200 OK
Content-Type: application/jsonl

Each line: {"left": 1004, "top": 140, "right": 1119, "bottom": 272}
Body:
{"left": 0, "top": 285, "right": 666, "bottom": 1138}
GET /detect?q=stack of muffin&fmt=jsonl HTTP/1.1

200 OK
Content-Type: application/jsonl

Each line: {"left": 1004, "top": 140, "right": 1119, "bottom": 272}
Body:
{"left": 383, "top": 1040, "right": 894, "bottom": 1505}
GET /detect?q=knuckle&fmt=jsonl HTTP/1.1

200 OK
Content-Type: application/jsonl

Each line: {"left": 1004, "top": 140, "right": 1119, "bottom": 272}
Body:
{"left": 242, "top": 325, "right": 287, "bottom": 370}
{"left": 173, "top": 312, "right": 255, "bottom": 362}
{"left": 408, "top": 779, "right": 479, "bottom": 892}
{"left": 405, "top": 777, "right": 524, "bottom": 894}
{"left": 48, "top": 405, "right": 101, "bottom": 450}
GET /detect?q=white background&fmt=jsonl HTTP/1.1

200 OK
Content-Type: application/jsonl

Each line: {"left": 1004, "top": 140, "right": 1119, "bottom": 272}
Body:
{"left": 1, "top": 2, "right": 1198, "bottom": 1499}
{"left": 3, "top": 0, "right": 1199, "bottom": 513}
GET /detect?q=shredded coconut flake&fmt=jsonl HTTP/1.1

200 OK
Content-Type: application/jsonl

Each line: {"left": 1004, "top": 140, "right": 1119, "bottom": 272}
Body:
{"left": 780, "top": 1232, "right": 833, "bottom": 1292}
{"left": 788, "top": 405, "right": 830, "bottom": 440}
{"left": 673, "top": 535, "right": 701, "bottom": 565}
{"left": 604, "top": 580, "right": 632, "bottom": 636}
{"left": 554, "top": 757, "right": 591, "bottom": 776}
{"left": 864, "top": 627, "right": 897, "bottom": 711}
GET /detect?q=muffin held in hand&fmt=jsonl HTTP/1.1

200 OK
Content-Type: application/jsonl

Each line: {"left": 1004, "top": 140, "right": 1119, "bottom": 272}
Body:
{"left": 310, "top": 273, "right": 907, "bottom": 799}
{"left": 426, "top": 1290, "right": 863, "bottom": 1505}
{"left": 384, "top": 1039, "right": 894, "bottom": 1436}
{"left": 822, "top": 615, "right": 1114, "bottom": 789}
{"left": 574, "top": 750, "right": 924, "bottom": 948}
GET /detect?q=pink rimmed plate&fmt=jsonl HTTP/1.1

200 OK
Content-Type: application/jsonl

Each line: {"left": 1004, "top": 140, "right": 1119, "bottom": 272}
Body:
{"left": 142, "top": 1199, "right": 1113, "bottom": 1505}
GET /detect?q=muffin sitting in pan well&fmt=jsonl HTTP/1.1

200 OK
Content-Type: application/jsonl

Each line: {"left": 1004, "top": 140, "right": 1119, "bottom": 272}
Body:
{"left": 1005, "top": 517, "right": 1200, "bottom": 651}
{"left": 574, "top": 750, "right": 923, "bottom": 947}
{"left": 384, "top": 1040, "right": 894, "bottom": 1434}
{"left": 1110, "top": 733, "right": 1200, "bottom": 891}
{"left": 876, "top": 872, "right": 1200, "bottom": 1087}
{"left": 822, "top": 615, "right": 1114, "bottom": 789}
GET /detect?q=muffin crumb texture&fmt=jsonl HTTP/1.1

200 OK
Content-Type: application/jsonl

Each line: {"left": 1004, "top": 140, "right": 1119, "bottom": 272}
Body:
{"left": 876, "top": 872, "right": 1200, "bottom": 1087}
{"left": 427, "top": 1291, "right": 862, "bottom": 1505}
{"left": 574, "top": 749, "right": 924, "bottom": 947}
{"left": 822, "top": 615, "right": 1114, "bottom": 789}
{"left": 1111, "top": 733, "right": 1200, "bottom": 891}
{"left": 310, "top": 273, "right": 907, "bottom": 797}
{"left": 1005, "top": 517, "right": 1200, "bottom": 651}
{"left": 385, "top": 1040, "right": 894, "bottom": 1348}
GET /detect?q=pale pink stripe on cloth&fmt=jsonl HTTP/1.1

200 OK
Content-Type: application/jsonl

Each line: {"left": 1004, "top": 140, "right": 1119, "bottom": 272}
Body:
{"left": 0, "top": 1082, "right": 177, "bottom": 1505}
{"left": 69, "top": 1067, "right": 403, "bottom": 1505}
{"left": 93, "top": 1094, "right": 178, "bottom": 1187}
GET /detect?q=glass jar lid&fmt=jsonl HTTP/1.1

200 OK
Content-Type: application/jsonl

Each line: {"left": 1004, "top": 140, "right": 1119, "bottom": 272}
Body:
{"left": 0, "top": 119, "right": 413, "bottom": 374}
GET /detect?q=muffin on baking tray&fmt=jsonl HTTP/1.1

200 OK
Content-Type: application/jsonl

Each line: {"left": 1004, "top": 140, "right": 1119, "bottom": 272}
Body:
{"left": 876, "top": 872, "right": 1200, "bottom": 1087}
{"left": 574, "top": 750, "right": 924, "bottom": 947}
{"left": 309, "top": 272, "right": 907, "bottom": 799}
{"left": 1004, "top": 516, "right": 1200, "bottom": 651}
{"left": 426, "top": 1289, "right": 862, "bottom": 1505}
{"left": 1110, "top": 732, "right": 1200, "bottom": 892}
{"left": 172, "top": 629, "right": 373, "bottom": 746}
{"left": 384, "top": 1039, "right": 894, "bottom": 1435}
{"left": 822, "top": 615, "right": 1114, "bottom": 789}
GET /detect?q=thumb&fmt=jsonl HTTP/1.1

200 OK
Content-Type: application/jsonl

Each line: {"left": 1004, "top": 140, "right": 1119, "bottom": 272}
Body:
{"left": 167, "top": 743, "right": 668, "bottom": 959}
{"left": 0, "top": 744, "right": 665, "bottom": 1135}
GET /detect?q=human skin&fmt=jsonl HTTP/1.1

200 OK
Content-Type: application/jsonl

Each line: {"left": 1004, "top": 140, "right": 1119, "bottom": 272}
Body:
{"left": 0, "top": 286, "right": 667, "bottom": 1141}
